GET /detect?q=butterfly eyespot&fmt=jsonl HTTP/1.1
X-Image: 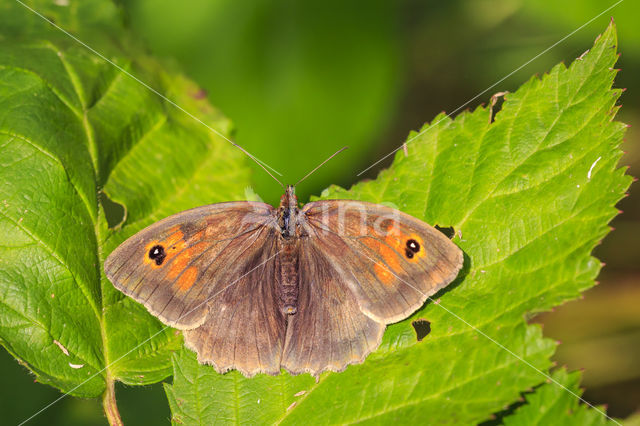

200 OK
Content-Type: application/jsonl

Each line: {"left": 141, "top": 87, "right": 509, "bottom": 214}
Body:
{"left": 406, "top": 239, "right": 421, "bottom": 253}
{"left": 148, "top": 245, "right": 166, "bottom": 265}
{"left": 404, "top": 248, "right": 414, "bottom": 259}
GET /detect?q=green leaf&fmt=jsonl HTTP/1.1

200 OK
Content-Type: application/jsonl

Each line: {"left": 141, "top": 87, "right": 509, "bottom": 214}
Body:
{"left": 164, "top": 348, "right": 315, "bottom": 425}
{"left": 0, "top": 0, "right": 249, "bottom": 399}
{"left": 502, "top": 369, "right": 612, "bottom": 425}
{"left": 623, "top": 413, "right": 640, "bottom": 426}
{"left": 163, "top": 22, "right": 630, "bottom": 424}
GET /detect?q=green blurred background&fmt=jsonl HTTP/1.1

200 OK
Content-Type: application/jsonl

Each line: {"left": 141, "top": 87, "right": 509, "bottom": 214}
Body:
{"left": 2, "top": 0, "right": 638, "bottom": 424}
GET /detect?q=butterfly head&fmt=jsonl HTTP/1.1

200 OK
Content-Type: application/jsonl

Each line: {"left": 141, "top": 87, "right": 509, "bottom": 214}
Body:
{"left": 280, "top": 185, "right": 298, "bottom": 208}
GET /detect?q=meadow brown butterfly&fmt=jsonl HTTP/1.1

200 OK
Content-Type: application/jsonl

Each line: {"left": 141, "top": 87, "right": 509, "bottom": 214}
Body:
{"left": 104, "top": 149, "right": 463, "bottom": 377}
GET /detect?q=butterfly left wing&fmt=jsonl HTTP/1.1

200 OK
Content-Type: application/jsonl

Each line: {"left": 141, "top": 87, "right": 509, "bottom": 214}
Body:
{"left": 106, "top": 201, "right": 288, "bottom": 375}
{"left": 182, "top": 234, "right": 287, "bottom": 376}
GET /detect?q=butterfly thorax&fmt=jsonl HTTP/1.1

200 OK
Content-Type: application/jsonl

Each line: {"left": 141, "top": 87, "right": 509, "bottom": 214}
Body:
{"left": 277, "top": 185, "right": 300, "bottom": 238}
{"left": 277, "top": 185, "right": 301, "bottom": 315}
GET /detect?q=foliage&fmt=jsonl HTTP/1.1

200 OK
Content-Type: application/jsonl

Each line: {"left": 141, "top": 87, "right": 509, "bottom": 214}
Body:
{"left": 502, "top": 369, "right": 608, "bottom": 425}
{"left": 0, "top": 0, "right": 248, "bottom": 398}
{"left": 0, "top": 0, "right": 630, "bottom": 424}
{"left": 165, "top": 22, "right": 629, "bottom": 425}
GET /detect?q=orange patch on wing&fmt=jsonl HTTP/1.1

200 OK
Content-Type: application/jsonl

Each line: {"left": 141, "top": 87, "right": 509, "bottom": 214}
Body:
{"left": 177, "top": 267, "right": 198, "bottom": 291}
{"left": 380, "top": 226, "right": 428, "bottom": 263}
{"left": 373, "top": 262, "right": 395, "bottom": 285}
{"left": 366, "top": 238, "right": 402, "bottom": 273}
{"left": 374, "top": 262, "right": 394, "bottom": 285}
{"left": 383, "top": 227, "right": 404, "bottom": 253}
{"left": 167, "top": 241, "right": 209, "bottom": 279}
{"left": 189, "top": 230, "right": 205, "bottom": 242}
{"left": 168, "top": 252, "right": 190, "bottom": 279}
{"left": 164, "top": 227, "right": 185, "bottom": 249}
{"left": 363, "top": 236, "right": 402, "bottom": 286}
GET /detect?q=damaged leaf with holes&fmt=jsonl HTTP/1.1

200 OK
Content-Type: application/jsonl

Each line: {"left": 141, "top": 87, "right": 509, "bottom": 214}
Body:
{"left": 411, "top": 319, "right": 431, "bottom": 341}
{"left": 0, "top": 0, "right": 249, "bottom": 405}
{"left": 164, "top": 22, "right": 629, "bottom": 425}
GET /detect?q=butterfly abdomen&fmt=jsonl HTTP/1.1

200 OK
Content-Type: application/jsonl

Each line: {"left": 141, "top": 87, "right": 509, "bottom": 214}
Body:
{"left": 278, "top": 238, "right": 299, "bottom": 315}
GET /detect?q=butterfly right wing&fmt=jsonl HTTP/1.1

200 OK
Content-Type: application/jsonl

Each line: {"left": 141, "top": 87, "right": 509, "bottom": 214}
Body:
{"left": 281, "top": 237, "right": 385, "bottom": 376}
{"left": 104, "top": 201, "right": 278, "bottom": 330}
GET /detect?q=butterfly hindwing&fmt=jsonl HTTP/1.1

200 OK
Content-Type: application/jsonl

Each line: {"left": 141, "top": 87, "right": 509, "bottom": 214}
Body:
{"left": 105, "top": 191, "right": 464, "bottom": 378}
{"left": 182, "top": 234, "right": 286, "bottom": 376}
{"left": 281, "top": 238, "right": 385, "bottom": 375}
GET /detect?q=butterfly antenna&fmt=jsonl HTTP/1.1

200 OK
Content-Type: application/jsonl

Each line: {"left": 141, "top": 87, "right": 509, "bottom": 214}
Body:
{"left": 294, "top": 146, "right": 349, "bottom": 187}
{"left": 233, "top": 143, "right": 286, "bottom": 189}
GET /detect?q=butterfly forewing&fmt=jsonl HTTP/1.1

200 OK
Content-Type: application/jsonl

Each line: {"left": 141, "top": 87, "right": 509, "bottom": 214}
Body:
{"left": 301, "top": 200, "right": 464, "bottom": 324}
{"left": 105, "top": 190, "right": 464, "bottom": 378}
{"left": 104, "top": 202, "right": 277, "bottom": 329}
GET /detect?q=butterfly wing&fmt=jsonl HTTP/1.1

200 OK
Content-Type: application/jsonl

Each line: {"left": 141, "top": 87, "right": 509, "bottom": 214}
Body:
{"left": 300, "top": 200, "right": 463, "bottom": 325}
{"left": 182, "top": 234, "right": 286, "bottom": 376}
{"left": 281, "top": 237, "right": 385, "bottom": 375}
{"left": 104, "top": 201, "right": 278, "bottom": 330}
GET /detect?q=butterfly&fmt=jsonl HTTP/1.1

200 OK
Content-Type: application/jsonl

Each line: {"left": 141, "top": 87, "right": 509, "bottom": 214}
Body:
{"left": 104, "top": 145, "right": 463, "bottom": 377}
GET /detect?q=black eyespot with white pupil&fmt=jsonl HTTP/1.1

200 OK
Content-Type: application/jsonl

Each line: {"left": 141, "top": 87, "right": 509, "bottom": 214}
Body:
{"left": 148, "top": 245, "right": 166, "bottom": 265}
{"left": 405, "top": 239, "right": 420, "bottom": 259}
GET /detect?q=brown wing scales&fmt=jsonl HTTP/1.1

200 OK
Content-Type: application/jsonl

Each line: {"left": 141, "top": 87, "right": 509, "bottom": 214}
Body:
{"left": 106, "top": 198, "right": 462, "bottom": 377}
{"left": 301, "top": 200, "right": 463, "bottom": 324}
{"left": 182, "top": 236, "right": 286, "bottom": 376}
{"left": 104, "top": 202, "right": 276, "bottom": 329}
{"left": 281, "top": 239, "right": 384, "bottom": 375}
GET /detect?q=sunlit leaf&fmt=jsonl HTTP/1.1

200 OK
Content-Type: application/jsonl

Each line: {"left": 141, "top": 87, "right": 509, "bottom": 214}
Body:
{"left": 164, "top": 22, "right": 628, "bottom": 425}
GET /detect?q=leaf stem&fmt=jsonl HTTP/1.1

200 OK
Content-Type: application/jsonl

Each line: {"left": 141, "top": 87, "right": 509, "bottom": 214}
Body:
{"left": 102, "top": 374, "right": 123, "bottom": 426}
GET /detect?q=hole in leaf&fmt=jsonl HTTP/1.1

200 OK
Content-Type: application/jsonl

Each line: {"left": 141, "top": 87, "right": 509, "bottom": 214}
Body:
{"left": 101, "top": 192, "right": 126, "bottom": 229}
{"left": 490, "top": 100, "right": 504, "bottom": 122}
{"left": 435, "top": 225, "right": 455, "bottom": 239}
{"left": 489, "top": 91, "right": 507, "bottom": 123}
{"left": 412, "top": 319, "right": 431, "bottom": 342}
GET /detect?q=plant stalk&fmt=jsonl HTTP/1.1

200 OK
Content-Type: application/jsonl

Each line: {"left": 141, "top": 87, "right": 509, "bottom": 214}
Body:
{"left": 102, "top": 375, "right": 123, "bottom": 426}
